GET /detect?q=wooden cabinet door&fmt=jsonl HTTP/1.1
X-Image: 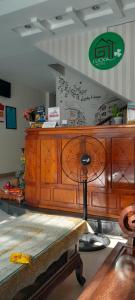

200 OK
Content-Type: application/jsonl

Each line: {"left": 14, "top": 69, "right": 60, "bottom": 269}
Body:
{"left": 61, "top": 138, "right": 78, "bottom": 185}
{"left": 120, "top": 194, "right": 135, "bottom": 210}
{"left": 25, "top": 137, "right": 40, "bottom": 204}
{"left": 25, "top": 138, "right": 38, "bottom": 183}
{"left": 112, "top": 138, "right": 135, "bottom": 189}
{"left": 40, "top": 138, "right": 79, "bottom": 210}
{"left": 41, "top": 138, "right": 59, "bottom": 184}
{"left": 90, "top": 191, "right": 119, "bottom": 217}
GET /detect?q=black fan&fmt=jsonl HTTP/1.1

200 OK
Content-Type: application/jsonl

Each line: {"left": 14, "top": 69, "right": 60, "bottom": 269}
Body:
{"left": 61, "top": 135, "right": 110, "bottom": 251}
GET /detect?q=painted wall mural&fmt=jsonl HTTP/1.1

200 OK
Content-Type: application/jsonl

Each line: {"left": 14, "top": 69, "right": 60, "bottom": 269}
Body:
{"left": 57, "top": 76, "right": 101, "bottom": 103}
{"left": 56, "top": 70, "right": 125, "bottom": 126}
{"left": 95, "top": 99, "right": 125, "bottom": 124}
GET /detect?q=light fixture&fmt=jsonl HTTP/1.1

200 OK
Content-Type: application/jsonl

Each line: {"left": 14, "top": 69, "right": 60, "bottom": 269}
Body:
{"left": 92, "top": 5, "right": 100, "bottom": 11}
{"left": 55, "top": 15, "right": 63, "bottom": 20}
{"left": 31, "top": 17, "right": 54, "bottom": 35}
{"left": 24, "top": 24, "right": 32, "bottom": 29}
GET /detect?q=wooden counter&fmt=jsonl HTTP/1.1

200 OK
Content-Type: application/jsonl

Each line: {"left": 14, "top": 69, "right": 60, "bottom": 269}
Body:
{"left": 25, "top": 125, "right": 135, "bottom": 219}
{"left": 78, "top": 242, "right": 135, "bottom": 300}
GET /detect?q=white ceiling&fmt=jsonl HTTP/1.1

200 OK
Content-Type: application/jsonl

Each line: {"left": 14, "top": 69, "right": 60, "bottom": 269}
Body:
{"left": 0, "top": 0, "right": 135, "bottom": 92}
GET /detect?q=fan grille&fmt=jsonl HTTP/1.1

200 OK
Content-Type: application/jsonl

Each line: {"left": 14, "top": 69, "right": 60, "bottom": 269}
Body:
{"left": 62, "top": 135, "right": 106, "bottom": 183}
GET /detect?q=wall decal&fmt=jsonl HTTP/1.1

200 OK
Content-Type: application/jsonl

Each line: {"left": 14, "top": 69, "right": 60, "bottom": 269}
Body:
{"left": 65, "top": 107, "right": 86, "bottom": 126}
{"left": 57, "top": 76, "right": 101, "bottom": 102}
{"left": 56, "top": 71, "right": 125, "bottom": 126}
{"left": 95, "top": 99, "right": 125, "bottom": 124}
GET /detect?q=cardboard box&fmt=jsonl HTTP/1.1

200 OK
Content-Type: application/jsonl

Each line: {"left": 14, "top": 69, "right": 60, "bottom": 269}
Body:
{"left": 126, "top": 102, "right": 135, "bottom": 124}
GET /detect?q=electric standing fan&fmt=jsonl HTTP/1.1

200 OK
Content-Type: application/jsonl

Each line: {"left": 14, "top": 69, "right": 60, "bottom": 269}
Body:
{"left": 61, "top": 135, "right": 110, "bottom": 251}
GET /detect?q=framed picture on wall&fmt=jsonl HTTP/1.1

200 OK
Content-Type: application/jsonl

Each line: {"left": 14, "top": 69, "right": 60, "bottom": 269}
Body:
{"left": 0, "top": 103, "right": 4, "bottom": 122}
{"left": 6, "top": 106, "right": 17, "bottom": 129}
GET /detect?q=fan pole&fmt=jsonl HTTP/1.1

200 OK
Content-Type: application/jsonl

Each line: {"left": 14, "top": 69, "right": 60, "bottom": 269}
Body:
{"left": 83, "top": 179, "right": 88, "bottom": 221}
{"left": 62, "top": 136, "right": 110, "bottom": 251}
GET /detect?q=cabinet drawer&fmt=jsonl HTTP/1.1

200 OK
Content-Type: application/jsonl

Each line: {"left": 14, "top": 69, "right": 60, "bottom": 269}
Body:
{"left": 91, "top": 192, "right": 117, "bottom": 209}
{"left": 53, "top": 188, "right": 77, "bottom": 204}
{"left": 25, "top": 185, "right": 37, "bottom": 205}
{"left": 120, "top": 195, "right": 135, "bottom": 209}
{"left": 41, "top": 187, "right": 51, "bottom": 203}
{"left": 41, "top": 139, "right": 58, "bottom": 184}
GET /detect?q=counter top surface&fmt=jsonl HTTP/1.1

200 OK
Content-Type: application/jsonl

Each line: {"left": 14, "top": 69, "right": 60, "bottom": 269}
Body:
{"left": 26, "top": 124, "right": 135, "bottom": 131}
{"left": 26, "top": 124, "right": 135, "bottom": 136}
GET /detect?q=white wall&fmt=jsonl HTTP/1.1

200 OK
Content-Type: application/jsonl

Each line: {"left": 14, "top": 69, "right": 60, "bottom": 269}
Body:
{"left": 0, "top": 82, "right": 45, "bottom": 174}
{"left": 37, "top": 21, "right": 135, "bottom": 101}
{"left": 56, "top": 69, "right": 125, "bottom": 125}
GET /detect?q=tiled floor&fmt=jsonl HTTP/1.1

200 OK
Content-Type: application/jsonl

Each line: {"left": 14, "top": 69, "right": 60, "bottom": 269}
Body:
{"left": 47, "top": 235, "right": 126, "bottom": 300}
{"left": 0, "top": 181, "right": 126, "bottom": 300}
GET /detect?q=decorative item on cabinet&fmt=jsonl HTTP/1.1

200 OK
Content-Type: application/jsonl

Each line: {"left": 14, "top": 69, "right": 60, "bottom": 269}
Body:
{"left": 23, "top": 105, "right": 46, "bottom": 127}
{"left": 111, "top": 104, "right": 123, "bottom": 124}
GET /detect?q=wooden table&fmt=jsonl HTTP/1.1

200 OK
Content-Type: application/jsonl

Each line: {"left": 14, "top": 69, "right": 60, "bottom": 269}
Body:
{"left": 0, "top": 188, "right": 24, "bottom": 203}
{"left": 78, "top": 242, "right": 135, "bottom": 300}
{"left": 0, "top": 212, "right": 87, "bottom": 300}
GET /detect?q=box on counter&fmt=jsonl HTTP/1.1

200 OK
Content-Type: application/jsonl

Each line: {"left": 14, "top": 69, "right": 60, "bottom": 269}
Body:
{"left": 126, "top": 102, "right": 135, "bottom": 124}
{"left": 48, "top": 107, "right": 60, "bottom": 124}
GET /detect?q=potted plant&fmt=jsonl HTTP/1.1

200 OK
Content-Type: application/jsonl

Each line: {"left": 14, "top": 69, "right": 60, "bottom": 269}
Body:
{"left": 111, "top": 104, "right": 123, "bottom": 124}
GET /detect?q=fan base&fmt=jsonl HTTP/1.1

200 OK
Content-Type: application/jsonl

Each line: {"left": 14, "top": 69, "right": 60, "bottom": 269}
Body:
{"left": 79, "top": 232, "right": 110, "bottom": 252}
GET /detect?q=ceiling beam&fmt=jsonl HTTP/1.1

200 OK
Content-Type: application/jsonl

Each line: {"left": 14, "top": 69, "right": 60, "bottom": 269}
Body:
{"left": 31, "top": 17, "right": 55, "bottom": 35}
{"left": 65, "top": 6, "right": 87, "bottom": 28}
{"left": 108, "top": 0, "right": 125, "bottom": 18}
{"left": 124, "top": 2, "right": 135, "bottom": 10}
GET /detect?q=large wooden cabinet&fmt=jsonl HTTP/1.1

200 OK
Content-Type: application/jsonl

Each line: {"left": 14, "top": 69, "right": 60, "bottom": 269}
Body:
{"left": 25, "top": 125, "right": 135, "bottom": 219}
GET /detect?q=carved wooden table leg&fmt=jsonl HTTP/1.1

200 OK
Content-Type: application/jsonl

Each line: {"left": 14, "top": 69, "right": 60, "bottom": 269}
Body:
{"left": 13, "top": 250, "right": 86, "bottom": 299}
{"left": 75, "top": 254, "right": 86, "bottom": 286}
